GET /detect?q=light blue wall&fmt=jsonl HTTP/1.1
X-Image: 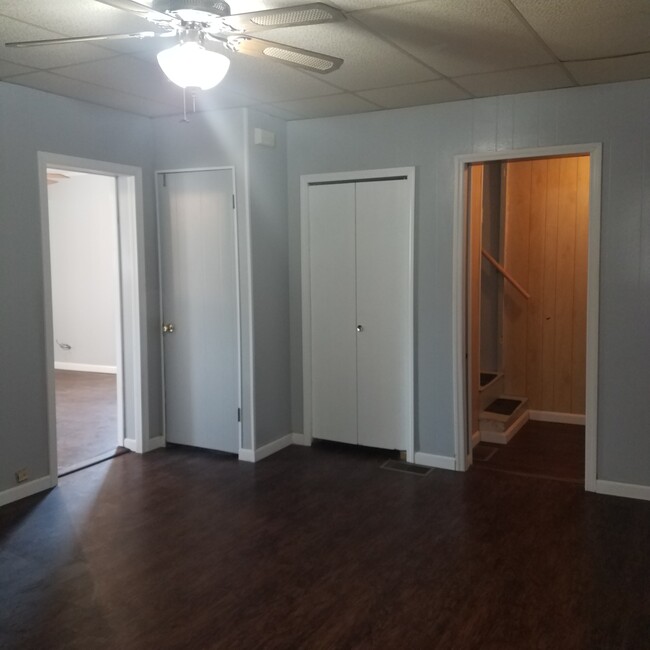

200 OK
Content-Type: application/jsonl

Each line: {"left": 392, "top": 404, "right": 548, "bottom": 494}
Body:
{"left": 247, "top": 110, "right": 291, "bottom": 448}
{"left": 287, "top": 80, "right": 650, "bottom": 486}
{"left": 153, "top": 107, "right": 292, "bottom": 450}
{"left": 153, "top": 108, "right": 255, "bottom": 449}
{"left": 0, "top": 81, "right": 159, "bottom": 494}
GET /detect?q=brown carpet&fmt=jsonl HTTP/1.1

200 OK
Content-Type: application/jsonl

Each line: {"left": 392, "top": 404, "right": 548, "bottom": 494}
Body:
{"left": 472, "top": 419, "right": 585, "bottom": 483}
{"left": 55, "top": 370, "right": 119, "bottom": 473}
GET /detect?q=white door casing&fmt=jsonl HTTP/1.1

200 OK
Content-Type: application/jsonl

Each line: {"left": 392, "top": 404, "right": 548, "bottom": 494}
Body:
{"left": 452, "top": 144, "right": 602, "bottom": 491}
{"left": 38, "top": 152, "right": 148, "bottom": 492}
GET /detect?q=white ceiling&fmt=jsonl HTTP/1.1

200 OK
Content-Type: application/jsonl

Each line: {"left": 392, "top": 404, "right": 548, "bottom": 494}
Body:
{"left": 1, "top": 0, "right": 650, "bottom": 120}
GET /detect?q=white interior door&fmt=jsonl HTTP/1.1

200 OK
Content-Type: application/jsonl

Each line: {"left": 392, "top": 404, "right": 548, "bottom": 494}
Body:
{"left": 356, "top": 179, "right": 412, "bottom": 450}
{"left": 159, "top": 169, "right": 239, "bottom": 453}
{"left": 308, "top": 183, "right": 358, "bottom": 444}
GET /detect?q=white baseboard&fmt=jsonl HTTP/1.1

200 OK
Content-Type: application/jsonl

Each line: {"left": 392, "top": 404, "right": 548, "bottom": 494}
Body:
{"left": 255, "top": 434, "right": 293, "bottom": 461}
{"left": 145, "top": 436, "right": 165, "bottom": 452}
{"left": 123, "top": 438, "right": 138, "bottom": 452}
{"left": 529, "top": 410, "right": 585, "bottom": 425}
{"left": 291, "top": 432, "right": 310, "bottom": 446}
{"left": 239, "top": 433, "right": 307, "bottom": 463}
{"left": 596, "top": 479, "right": 650, "bottom": 502}
{"left": 481, "top": 410, "right": 529, "bottom": 445}
{"left": 238, "top": 448, "right": 255, "bottom": 463}
{"left": 414, "top": 452, "right": 456, "bottom": 471}
{"left": 0, "top": 475, "right": 55, "bottom": 507}
{"left": 54, "top": 362, "right": 117, "bottom": 374}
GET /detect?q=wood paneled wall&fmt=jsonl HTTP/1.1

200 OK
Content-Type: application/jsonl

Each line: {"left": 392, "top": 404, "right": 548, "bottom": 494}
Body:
{"left": 503, "top": 156, "right": 589, "bottom": 414}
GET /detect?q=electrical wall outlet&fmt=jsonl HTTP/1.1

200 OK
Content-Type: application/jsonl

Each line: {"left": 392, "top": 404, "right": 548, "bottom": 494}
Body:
{"left": 15, "top": 468, "right": 28, "bottom": 483}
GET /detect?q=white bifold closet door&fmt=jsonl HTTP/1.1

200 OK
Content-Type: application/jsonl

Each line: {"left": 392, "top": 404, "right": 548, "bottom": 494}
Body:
{"left": 308, "top": 178, "right": 411, "bottom": 451}
{"left": 158, "top": 169, "right": 239, "bottom": 454}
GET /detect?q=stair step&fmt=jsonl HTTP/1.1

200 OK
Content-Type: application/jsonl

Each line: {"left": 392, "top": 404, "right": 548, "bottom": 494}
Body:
{"left": 479, "top": 395, "right": 529, "bottom": 444}
{"left": 478, "top": 371, "right": 504, "bottom": 411}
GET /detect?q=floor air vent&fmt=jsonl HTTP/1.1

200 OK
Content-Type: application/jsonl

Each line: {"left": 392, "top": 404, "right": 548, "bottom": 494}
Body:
{"left": 381, "top": 459, "right": 432, "bottom": 476}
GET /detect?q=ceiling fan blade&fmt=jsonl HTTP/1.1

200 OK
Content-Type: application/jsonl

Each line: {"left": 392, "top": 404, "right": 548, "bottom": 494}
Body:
{"left": 227, "top": 36, "right": 342, "bottom": 74}
{"left": 94, "top": 0, "right": 177, "bottom": 25}
{"left": 223, "top": 3, "right": 344, "bottom": 34}
{"left": 5, "top": 31, "right": 160, "bottom": 47}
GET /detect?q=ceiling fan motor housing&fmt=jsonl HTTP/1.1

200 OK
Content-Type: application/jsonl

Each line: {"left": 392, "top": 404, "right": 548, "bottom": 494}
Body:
{"left": 154, "top": 0, "right": 231, "bottom": 19}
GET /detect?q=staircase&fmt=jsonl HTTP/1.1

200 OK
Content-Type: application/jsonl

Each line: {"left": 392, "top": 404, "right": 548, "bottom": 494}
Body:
{"left": 479, "top": 394, "right": 529, "bottom": 444}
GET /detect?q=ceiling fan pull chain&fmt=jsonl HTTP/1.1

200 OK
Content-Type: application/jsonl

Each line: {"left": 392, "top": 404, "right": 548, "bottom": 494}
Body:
{"left": 181, "top": 87, "right": 189, "bottom": 123}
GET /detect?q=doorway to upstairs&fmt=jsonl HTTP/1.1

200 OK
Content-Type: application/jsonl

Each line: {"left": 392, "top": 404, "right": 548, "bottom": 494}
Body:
{"left": 462, "top": 150, "right": 600, "bottom": 486}
{"left": 47, "top": 168, "right": 126, "bottom": 475}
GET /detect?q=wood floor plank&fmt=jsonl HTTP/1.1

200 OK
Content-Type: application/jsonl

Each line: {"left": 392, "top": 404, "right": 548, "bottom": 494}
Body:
{"left": 1, "top": 443, "right": 649, "bottom": 649}
{"left": 55, "top": 370, "right": 118, "bottom": 473}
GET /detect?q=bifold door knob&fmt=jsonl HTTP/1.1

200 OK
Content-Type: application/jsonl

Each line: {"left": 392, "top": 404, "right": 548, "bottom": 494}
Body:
{"left": 162, "top": 323, "right": 175, "bottom": 334}
{"left": 357, "top": 325, "right": 364, "bottom": 332}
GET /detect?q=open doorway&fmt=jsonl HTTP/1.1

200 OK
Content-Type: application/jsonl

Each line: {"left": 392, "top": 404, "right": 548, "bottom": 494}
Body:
{"left": 454, "top": 145, "right": 601, "bottom": 489}
{"left": 47, "top": 169, "right": 125, "bottom": 475}
{"left": 39, "top": 152, "right": 148, "bottom": 486}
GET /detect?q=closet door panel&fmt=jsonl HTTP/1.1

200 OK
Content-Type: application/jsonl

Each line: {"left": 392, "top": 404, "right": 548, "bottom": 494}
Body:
{"left": 356, "top": 179, "right": 411, "bottom": 450}
{"left": 309, "top": 184, "right": 358, "bottom": 444}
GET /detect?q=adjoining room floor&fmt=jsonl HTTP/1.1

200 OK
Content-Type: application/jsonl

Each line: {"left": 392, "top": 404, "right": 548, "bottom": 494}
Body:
{"left": 472, "top": 419, "right": 585, "bottom": 483}
{"left": 55, "top": 370, "right": 119, "bottom": 473}
{"left": 1, "top": 443, "right": 649, "bottom": 649}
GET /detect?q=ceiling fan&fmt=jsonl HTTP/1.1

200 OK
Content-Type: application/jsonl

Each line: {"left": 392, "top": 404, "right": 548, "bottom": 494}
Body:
{"left": 5, "top": 0, "right": 345, "bottom": 90}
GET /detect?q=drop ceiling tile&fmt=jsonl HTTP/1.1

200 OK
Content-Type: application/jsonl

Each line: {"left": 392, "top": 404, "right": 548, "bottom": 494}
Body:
{"left": 566, "top": 53, "right": 650, "bottom": 86}
{"left": 252, "top": 20, "right": 437, "bottom": 91}
{"left": 272, "top": 93, "right": 379, "bottom": 119}
{"left": 355, "top": 0, "right": 555, "bottom": 77}
{"left": 6, "top": 71, "right": 176, "bottom": 116}
{"left": 191, "top": 88, "right": 257, "bottom": 112}
{"left": 358, "top": 79, "right": 470, "bottom": 108}
{"left": 227, "top": 0, "right": 412, "bottom": 12}
{"left": 211, "top": 51, "right": 343, "bottom": 103}
{"left": 0, "top": 16, "right": 115, "bottom": 68}
{"left": 251, "top": 103, "right": 302, "bottom": 120}
{"left": 455, "top": 64, "right": 574, "bottom": 98}
{"left": 511, "top": 0, "right": 650, "bottom": 61}
{"left": 51, "top": 54, "right": 180, "bottom": 105}
{"left": 0, "top": 0, "right": 149, "bottom": 38}
{"left": 0, "top": 58, "right": 37, "bottom": 78}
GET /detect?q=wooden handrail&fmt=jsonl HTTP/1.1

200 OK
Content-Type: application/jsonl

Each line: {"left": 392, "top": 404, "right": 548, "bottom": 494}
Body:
{"left": 481, "top": 249, "right": 530, "bottom": 300}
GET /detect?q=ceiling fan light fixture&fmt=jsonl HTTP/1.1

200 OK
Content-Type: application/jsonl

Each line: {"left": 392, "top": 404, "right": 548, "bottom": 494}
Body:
{"left": 157, "top": 41, "right": 230, "bottom": 90}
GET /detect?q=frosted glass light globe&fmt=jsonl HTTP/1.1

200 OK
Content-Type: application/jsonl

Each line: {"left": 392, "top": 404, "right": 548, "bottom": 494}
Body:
{"left": 157, "top": 42, "right": 230, "bottom": 90}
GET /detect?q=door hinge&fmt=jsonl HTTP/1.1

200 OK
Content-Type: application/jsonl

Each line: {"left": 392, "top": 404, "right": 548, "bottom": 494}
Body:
{"left": 237, "top": 408, "right": 241, "bottom": 422}
{"left": 162, "top": 173, "right": 167, "bottom": 188}
{"left": 232, "top": 194, "right": 236, "bottom": 209}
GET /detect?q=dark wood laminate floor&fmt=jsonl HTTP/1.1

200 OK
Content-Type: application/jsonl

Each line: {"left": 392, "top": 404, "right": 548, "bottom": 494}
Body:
{"left": 1, "top": 443, "right": 649, "bottom": 649}
{"left": 473, "top": 420, "right": 585, "bottom": 483}
{"left": 55, "top": 370, "right": 118, "bottom": 473}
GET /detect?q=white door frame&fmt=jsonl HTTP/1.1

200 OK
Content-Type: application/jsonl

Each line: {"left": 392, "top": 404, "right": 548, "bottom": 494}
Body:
{"left": 300, "top": 167, "right": 416, "bottom": 463}
{"left": 38, "top": 151, "right": 148, "bottom": 484}
{"left": 155, "top": 166, "right": 245, "bottom": 456}
{"left": 452, "top": 143, "right": 602, "bottom": 491}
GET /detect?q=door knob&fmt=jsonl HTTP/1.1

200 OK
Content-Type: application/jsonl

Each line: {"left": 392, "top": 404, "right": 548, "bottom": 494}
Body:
{"left": 162, "top": 323, "right": 175, "bottom": 334}
{"left": 357, "top": 325, "right": 364, "bottom": 332}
